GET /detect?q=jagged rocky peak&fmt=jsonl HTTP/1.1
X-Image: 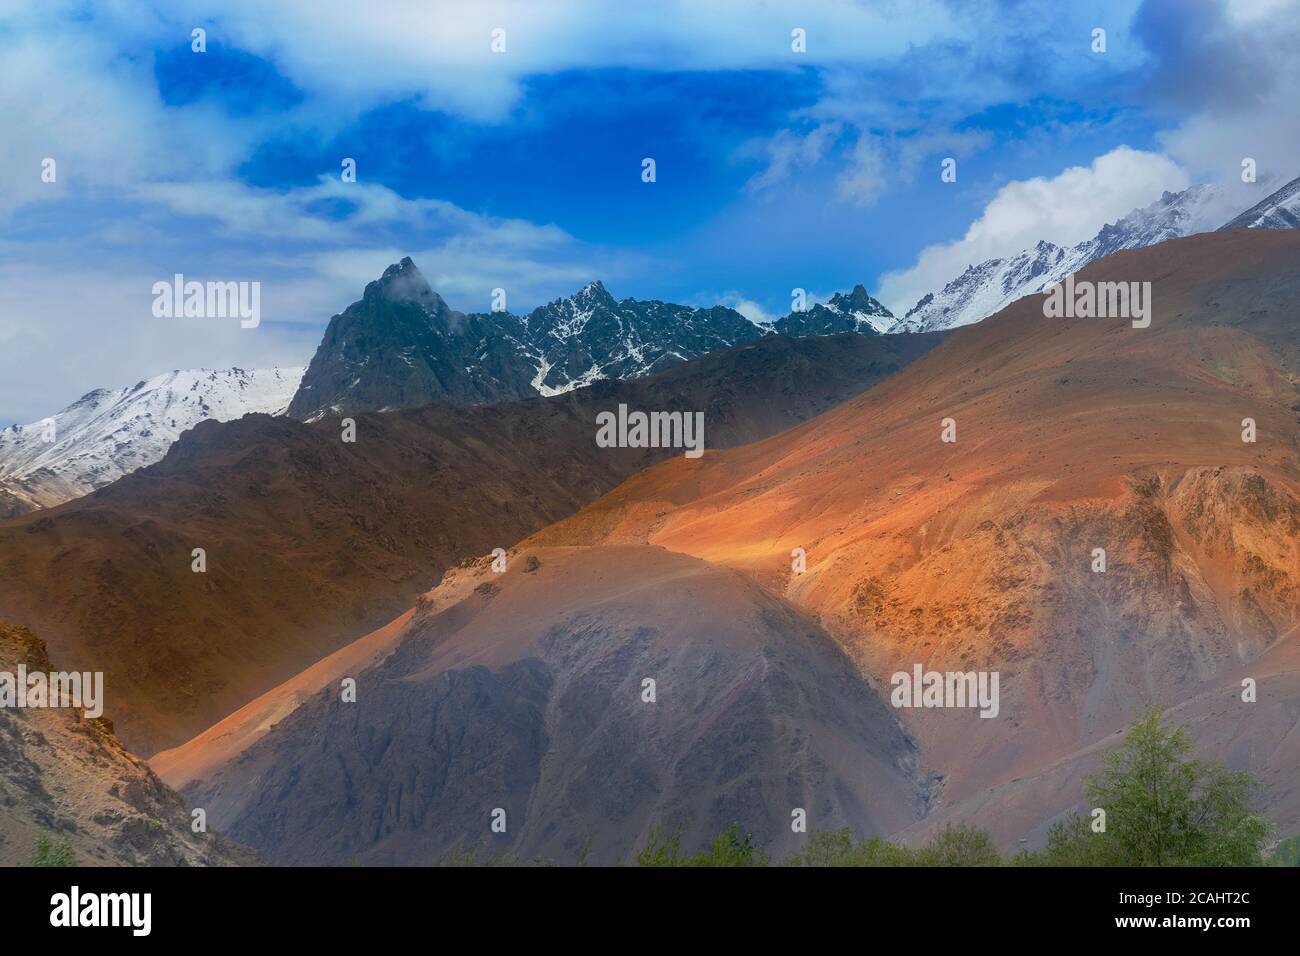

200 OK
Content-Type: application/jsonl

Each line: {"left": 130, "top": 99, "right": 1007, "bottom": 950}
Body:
{"left": 286, "top": 257, "right": 899, "bottom": 419}
{"left": 367, "top": 256, "right": 448, "bottom": 313}
{"left": 829, "top": 283, "right": 892, "bottom": 317}
{"left": 773, "top": 282, "right": 894, "bottom": 336}
{"left": 534, "top": 280, "right": 619, "bottom": 319}
{"left": 573, "top": 278, "right": 616, "bottom": 304}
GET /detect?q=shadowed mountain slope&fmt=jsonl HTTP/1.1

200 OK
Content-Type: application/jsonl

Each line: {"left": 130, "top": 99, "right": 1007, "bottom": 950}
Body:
{"left": 181, "top": 546, "right": 925, "bottom": 865}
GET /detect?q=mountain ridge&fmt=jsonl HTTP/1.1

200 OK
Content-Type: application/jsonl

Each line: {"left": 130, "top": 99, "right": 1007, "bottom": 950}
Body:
{"left": 179, "top": 545, "right": 926, "bottom": 865}
{"left": 0, "top": 620, "right": 258, "bottom": 866}
{"left": 168, "top": 228, "right": 1300, "bottom": 860}
{"left": 889, "top": 176, "right": 1300, "bottom": 334}
{"left": 0, "top": 366, "right": 303, "bottom": 516}
{"left": 1218, "top": 173, "right": 1300, "bottom": 230}
{"left": 286, "top": 259, "right": 898, "bottom": 422}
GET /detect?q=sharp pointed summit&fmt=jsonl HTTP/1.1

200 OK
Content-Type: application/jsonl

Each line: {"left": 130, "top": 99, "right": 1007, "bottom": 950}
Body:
{"left": 286, "top": 258, "right": 539, "bottom": 421}
{"left": 772, "top": 283, "right": 894, "bottom": 337}
{"left": 574, "top": 278, "right": 615, "bottom": 302}
{"left": 368, "top": 256, "right": 447, "bottom": 313}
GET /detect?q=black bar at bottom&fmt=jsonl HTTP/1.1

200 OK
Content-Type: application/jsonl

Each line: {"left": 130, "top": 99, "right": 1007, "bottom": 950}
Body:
{"left": 3, "top": 865, "right": 1285, "bottom": 942}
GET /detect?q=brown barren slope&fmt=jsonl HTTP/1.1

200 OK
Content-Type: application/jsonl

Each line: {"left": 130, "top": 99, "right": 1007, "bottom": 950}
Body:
{"left": 0, "top": 331, "right": 939, "bottom": 755}
{"left": 527, "top": 230, "right": 1300, "bottom": 838}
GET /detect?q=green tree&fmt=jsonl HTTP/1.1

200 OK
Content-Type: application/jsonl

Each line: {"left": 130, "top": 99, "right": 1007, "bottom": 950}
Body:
{"left": 635, "top": 825, "right": 687, "bottom": 866}
{"left": 1267, "top": 833, "right": 1300, "bottom": 866}
{"left": 1014, "top": 812, "right": 1116, "bottom": 866}
{"left": 1077, "top": 709, "right": 1269, "bottom": 866}
{"left": 912, "top": 823, "right": 1001, "bottom": 866}
{"left": 782, "top": 828, "right": 915, "bottom": 866}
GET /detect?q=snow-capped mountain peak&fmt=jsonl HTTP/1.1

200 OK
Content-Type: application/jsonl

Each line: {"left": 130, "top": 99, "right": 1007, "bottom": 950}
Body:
{"left": 286, "top": 257, "right": 902, "bottom": 420}
{"left": 572, "top": 279, "right": 616, "bottom": 305}
{"left": 517, "top": 282, "right": 768, "bottom": 395}
{"left": 769, "top": 284, "right": 894, "bottom": 337}
{"left": 0, "top": 366, "right": 304, "bottom": 515}
{"left": 824, "top": 283, "right": 896, "bottom": 333}
{"left": 286, "top": 269, "right": 782, "bottom": 418}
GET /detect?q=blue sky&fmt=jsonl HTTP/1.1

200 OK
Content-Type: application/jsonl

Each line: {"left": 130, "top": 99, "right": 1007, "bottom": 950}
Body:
{"left": 2, "top": 0, "right": 1299, "bottom": 424}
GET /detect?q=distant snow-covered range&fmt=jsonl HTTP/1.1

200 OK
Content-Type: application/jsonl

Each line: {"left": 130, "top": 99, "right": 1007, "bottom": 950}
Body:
{"left": 0, "top": 367, "right": 303, "bottom": 515}
{"left": 888, "top": 174, "right": 1300, "bottom": 334}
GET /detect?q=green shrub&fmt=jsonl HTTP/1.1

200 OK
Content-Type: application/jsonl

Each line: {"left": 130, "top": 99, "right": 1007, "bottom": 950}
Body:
{"left": 29, "top": 833, "right": 75, "bottom": 867}
{"left": 637, "top": 823, "right": 768, "bottom": 867}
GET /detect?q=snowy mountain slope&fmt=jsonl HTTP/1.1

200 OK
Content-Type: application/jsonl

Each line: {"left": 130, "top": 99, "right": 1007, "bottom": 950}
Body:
{"left": 888, "top": 182, "right": 1261, "bottom": 334}
{"left": 0, "top": 367, "right": 303, "bottom": 515}
{"left": 288, "top": 258, "right": 894, "bottom": 422}
{"left": 1218, "top": 174, "right": 1300, "bottom": 230}
{"left": 522, "top": 279, "right": 770, "bottom": 396}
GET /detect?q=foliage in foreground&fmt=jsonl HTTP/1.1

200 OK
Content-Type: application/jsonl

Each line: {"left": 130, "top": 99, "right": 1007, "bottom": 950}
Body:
{"left": 781, "top": 823, "right": 1000, "bottom": 867}
{"left": 29, "top": 833, "right": 76, "bottom": 867}
{"left": 1267, "top": 833, "right": 1300, "bottom": 866}
{"left": 650, "top": 710, "right": 1272, "bottom": 868}
{"left": 637, "top": 823, "right": 769, "bottom": 867}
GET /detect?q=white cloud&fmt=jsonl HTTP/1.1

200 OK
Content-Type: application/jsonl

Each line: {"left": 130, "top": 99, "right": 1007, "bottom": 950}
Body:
{"left": 877, "top": 146, "right": 1191, "bottom": 314}
{"left": 0, "top": 169, "right": 642, "bottom": 423}
{"left": 1224, "top": 0, "right": 1297, "bottom": 23}
{"left": 838, "top": 129, "right": 992, "bottom": 206}
{"left": 0, "top": 0, "right": 963, "bottom": 140}
{"left": 155, "top": 0, "right": 962, "bottom": 122}
{"left": 716, "top": 292, "right": 776, "bottom": 326}
{"left": 835, "top": 135, "right": 889, "bottom": 205}
{"left": 5, "top": 0, "right": 1299, "bottom": 421}
{"left": 743, "top": 109, "right": 994, "bottom": 208}
{"left": 0, "top": 32, "right": 218, "bottom": 215}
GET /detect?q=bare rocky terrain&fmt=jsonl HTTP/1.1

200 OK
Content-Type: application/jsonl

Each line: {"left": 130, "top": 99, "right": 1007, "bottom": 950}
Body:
{"left": 524, "top": 229, "right": 1300, "bottom": 841}
{"left": 14, "top": 230, "right": 1300, "bottom": 864}
{"left": 0, "top": 330, "right": 940, "bottom": 755}
{"left": 155, "top": 230, "right": 1300, "bottom": 862}
{"left": 0, "top": 621, "right": 256, "bottom": 866}
{"left": 181, "top": 546, "right": 924, "bottom": 865}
